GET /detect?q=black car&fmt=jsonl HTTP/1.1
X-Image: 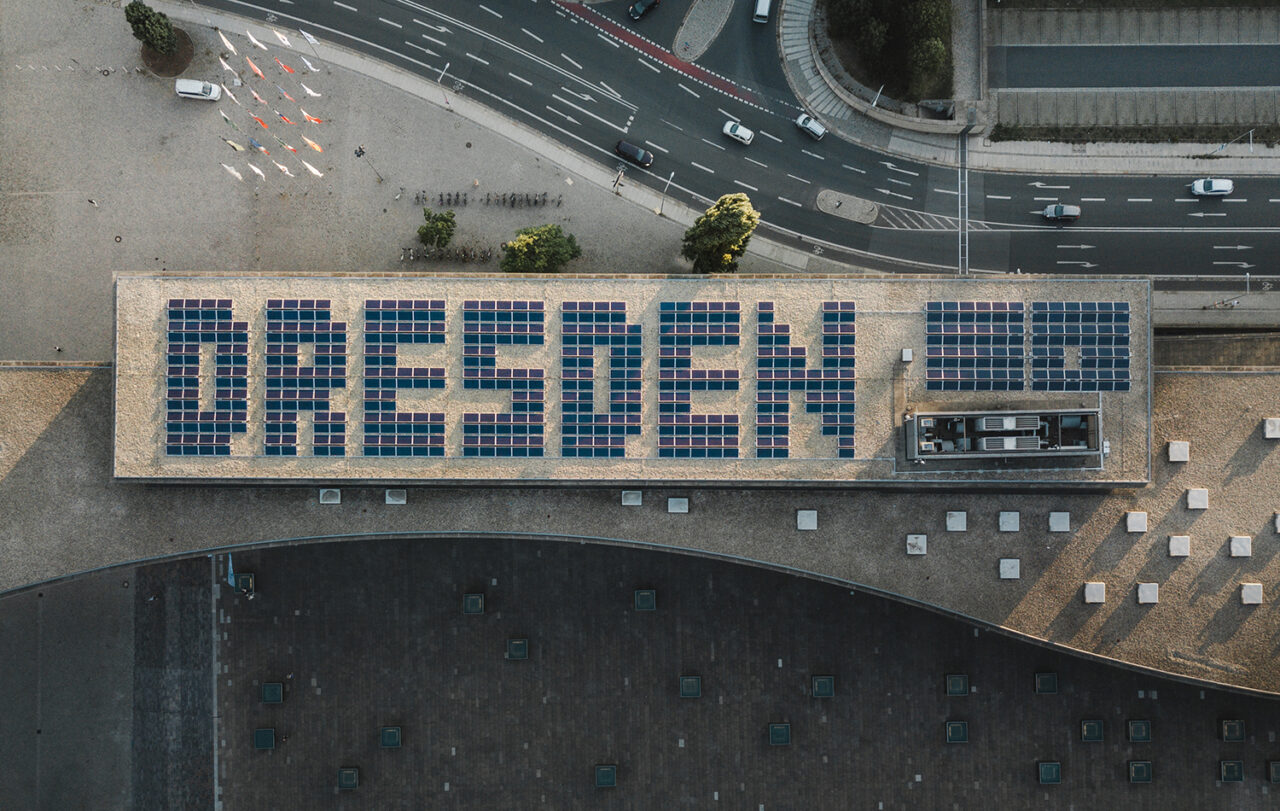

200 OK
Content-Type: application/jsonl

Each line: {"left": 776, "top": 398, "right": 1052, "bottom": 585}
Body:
{"left": 615, "top": 140, "right": 654, "bottom": 169}
{"left": 628, "top": 0, "right": 658, "bottom": 20}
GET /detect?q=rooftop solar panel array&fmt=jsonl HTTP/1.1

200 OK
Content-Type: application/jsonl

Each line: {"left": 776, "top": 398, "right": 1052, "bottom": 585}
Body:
{"left": 926, "top": 301, "right": 1026, "bottom": 392}
{"left": 756, "top": 302, "right": 856, "bottom": 459}
{"left": 1031, "top": 302, "right": 1131, "bottom": 392}
{"left": 165, "top": 299, "right": 249, "bottom": 455}
{"left": 265, "top": 299, "right": 347, "bottom": 456}
{"left": 561, "top": 302, "right": 641, "bottom": 458}
{"left": 658, "top": 302, "right": 740, "bottom": 458}
{"left": 363, "top": 300, "right": 446, "bottom": 457}
{"left": 462, "top": 300, "right": 545, "bottom": 457}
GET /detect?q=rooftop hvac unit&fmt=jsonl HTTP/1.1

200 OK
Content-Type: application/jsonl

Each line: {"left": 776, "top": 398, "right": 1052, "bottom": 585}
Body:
{"left": 978, "top": 415, "right": 1040, "bottom": 432}
{"left": 918, "top": 441, "right": 937, "bottom": 453}
{"left": 981, "top": 436, "right": 1016, "bottom": 451}
{"left": 1015, "top": 435, "right": 1042, "bottom": 450}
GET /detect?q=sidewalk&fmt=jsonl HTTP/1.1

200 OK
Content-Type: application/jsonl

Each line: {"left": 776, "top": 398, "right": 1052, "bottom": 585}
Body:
{"left": 777, "top": 0, "right": 1280, "bottom": 174}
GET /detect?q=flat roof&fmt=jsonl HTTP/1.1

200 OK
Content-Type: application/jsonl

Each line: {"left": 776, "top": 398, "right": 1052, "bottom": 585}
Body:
{"left": 114, "top": 274, "right": 1150, "bottom": 484}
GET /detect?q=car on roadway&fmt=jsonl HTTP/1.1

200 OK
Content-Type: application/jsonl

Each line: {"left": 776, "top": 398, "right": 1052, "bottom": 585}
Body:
{"left": 174, "top": 79, "right": 221, "bottom": 101}
{"left": 795, "top": 112, "right": 826, "bottom": 140}
{"left": 1190, "top": 178, "right": 1234, "bottom": 197}
{"left": 722, "top": 121, "right": 755, "bottom": 145}
{"left": 615, "top": 140, "right": 654, "bottom": 169}
{"left": 628, "top": 0, "right": 658, "bottom": 20}
{"left": 1042, "top": 204, "right": 1081, "bottom": 222}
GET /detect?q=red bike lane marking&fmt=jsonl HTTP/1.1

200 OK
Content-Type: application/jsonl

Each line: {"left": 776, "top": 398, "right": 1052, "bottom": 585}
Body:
{"left": 554, "top": 1, "right": 762, "bottom": 108}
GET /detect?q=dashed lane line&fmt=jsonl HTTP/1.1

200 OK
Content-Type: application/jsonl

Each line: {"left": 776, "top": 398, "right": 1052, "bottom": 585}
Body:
{"left": 778, "top": 197, "right": 802, "bottom": 208}
{"left": 637, "top": 57, "right": 660, "bottom": 73}
{"left": 643, "top": 140, "right": 668, "bottom": 153}
{"left": 521, "top": 27, "right": 543, "bottom": 42}
{"left": 700, "top": 138, "right": 726, "bottom": 150}
{"left": 597, "top": 33, "right": 620, "bottom": 47}
{"left": 786, "top": 174, "right": 811, "bottom": 184}
{"left": 466, "top": 52, "right": 489, "bottom": 65}
{"left": 678, "top": 83, "right": 700, "bottom": 98}
{"left": 758, "top": 130, "right": 781, "bottom": 143}
{"left": 478, "top": 4, "right": 503, "bottom": 17}
{"left": 509, "top": 72, "right": 532, "bottom": 86}
{"left": 745, "top": 157, "right": 767, "bottom": 168}
{"left": 691, "top": 162, "right": 715, "bottom": 174}
{"left": 734, "top": 180, "right": 758, "bottom": 191}
{"left": 561, "top": 53, "right": 582, "bottom": 69}
{"left": 379, "top": 17, "right": 403, "bottom": 28}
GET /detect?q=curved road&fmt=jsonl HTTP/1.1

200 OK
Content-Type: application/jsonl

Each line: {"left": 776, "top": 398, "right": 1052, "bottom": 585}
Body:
{"left": 204, "top": 0, "right": 1280, "bottom": 275}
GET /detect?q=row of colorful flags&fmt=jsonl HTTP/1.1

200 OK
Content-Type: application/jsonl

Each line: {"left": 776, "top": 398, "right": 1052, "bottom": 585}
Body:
{"left": 213, "top": 27, "right": 330, "bottom": 184}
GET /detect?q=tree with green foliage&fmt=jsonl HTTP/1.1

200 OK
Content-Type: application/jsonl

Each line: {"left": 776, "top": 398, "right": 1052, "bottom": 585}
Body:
{"left": 417, "top": 208, "right": 457, "bottom": 249}
{"left": 679, "top": 193, "right": 761, "bottom": 274}
{"left": 124, "top": 1, "right": 177, "bottom": 55}
{"left": 499, "top": 224, "right": 582, "bottom": 273}
{"left": 908, "top": 38, "right": 948, "bottom": 99}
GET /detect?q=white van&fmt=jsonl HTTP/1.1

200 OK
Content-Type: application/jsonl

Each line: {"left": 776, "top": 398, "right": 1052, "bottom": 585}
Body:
{"left": 752, "top": 0, "right": 771, "bottom": 23}
{"left": 174, "top": 79, "right": 221, "bottom": 101}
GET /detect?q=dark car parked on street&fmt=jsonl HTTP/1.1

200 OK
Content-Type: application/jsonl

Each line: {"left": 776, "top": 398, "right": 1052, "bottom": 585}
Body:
{"left": 628, "top": 0, "right": 658, "bottom": 20}
{"left": 615, "top": 140, "right": 654, "bottom": 169}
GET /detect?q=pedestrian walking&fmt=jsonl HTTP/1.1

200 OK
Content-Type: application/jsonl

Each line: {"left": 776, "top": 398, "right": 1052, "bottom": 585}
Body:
{"left": 88, "top": 199, "right": 98, "bottom": 207}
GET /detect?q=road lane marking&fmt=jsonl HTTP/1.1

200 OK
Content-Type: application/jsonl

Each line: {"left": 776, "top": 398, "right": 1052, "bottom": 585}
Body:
{"left": 700, "top": 138, "right": 726, "bottom": 150}
{"left": 1127, "top": 198, "right": 1152, "bottom": 202}
{"left": 933, "top": 188, "right": 959, "bottom": 195}
{"left": 718, "top": 108, "right": 739, "bottom": 122}
{"left": 1057, "top": 244, "right": 1095, "bottom": 249}
{"left": 734, "top": 180, "right": 758, "bottom": 191}
{"left": 597, "top": 33, "right": 620, "bottom": 47}
{"left": 333, "top": 1, "right": 357, "bottom": 11}
{"left": 1029, "top": 181, "right": 1069, "bottom": 189}
{"left": 745, "top": 157, "right": 767, "bottom": 168}
{"left": 787, "top": 173, "right": 811, "bottom": 184}
{"left": 986, "top": 194, "right": 1011, "bottom": 200}
{"left": 1057, "top": 261, "right": 1098, "bottom": 268}
{"left": 880, "top": 161, "right": 919, "bottom": 176}
{"left": 778, "top": 197, "right": 802, "bottom": 208}
{"left": 545, "top": 106, "right": 581, "bottom": 126}
{"left": 479, "top": 4, "right": 502, "bottom": 17}
{"left": 551, "top": 94, "right": 627, "bottom": 132}
{"left": 1080, "top": 197, "right": 1106, "bottom": 202}
{"left": 1213, "top": 245, "right": 1252, "bottom": 250}
{"left": 379, "top": 17, "right": 403, "bottom": 28}
{"left": 691, "top": 162, "right": 715, "bottom": 174}
{"left": 561, "top": 53, "right": 582, "bottom": 69}
{"left": 637, "top": 57, "right": 660, "bottom": 73}
{"left": 466, "top": 52, "right": 489, "bottom": 65}
{"left": 508, "top": 72, "right": 532, "bottom": 86}
{"left": 598, "top": 80, "right": 619, "bottom": 97}
{"left": 1033, "top": 197, "right": 1058, "bottom": 202}
{"left": 643, "top": 140, "right": 668, "bottom": 153}
{"left": 559, "top": 86, "right": 595, "bottom": 102}
{"left": 888, "top": 177, "right": 911, "bottom": 187}
{"left": 405, "top": 42, "right": 438, "bottom": 57}
{"left": 660, "top": 118, "right": 684, "bottom": 131}
{"left": 875, "top": 188, "right": 913, "bottom": 201}
{"left": 1224, "top": 198, "right": 1248, "bottom": 203}
{"left": 678, "top": 83, "right": 700, "bottom": 98}
{"left": 841, "top": 163, "right": 866, "bottom": 174}
{"left": 521, "top": 27, "right": 543, "bottom": 42}
{"left": 801, "top": 149, "right": 824, "bottom": 160}
{"left": 420, "top": 33, "right": 447, "bottom": 47}
{"left": 758, "top": 130, "right": 781, "bottom": 143}
{"left": 1174, "top": 198, "right": 1197, "bottom": 203}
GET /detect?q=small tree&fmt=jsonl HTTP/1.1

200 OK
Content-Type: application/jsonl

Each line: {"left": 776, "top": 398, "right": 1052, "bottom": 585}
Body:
{"left": 124, "top": 1, "right": 177, "bottom": 55}
{"left": 908, "top": 37, "right": 947, "bottom": 99}
{"left": 499, "top": 224, "right": 582, "bottom": 274}
{"left": 680, "top": 193, "right": 761, "bottom": 274}
{"left": 417, "top": 208, "right": 457, "bottom": 250}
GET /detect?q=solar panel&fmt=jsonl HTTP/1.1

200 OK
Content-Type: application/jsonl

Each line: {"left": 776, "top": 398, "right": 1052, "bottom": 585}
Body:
{"left": 925, "top": 301, "right": 1025, "bottom": 392}
{"left": 756, "top": 302, "right": 856, "bottom": 459}
{"left": 264, "top": 300, "right": 348, "bottom": 456}
{"left": 1030, "top": 302, "right": 1131, "bottom": 392}
{"left": 658, "top": 302, "right": 741, "bottom": 458}
{"left": 463, "top": 301, "right": 546, "bottom": 457}
{"left": 560, "top": 302, "right": 641, "bottom": 458}
{"left": 164, "top": 299, "right": 249, "bottom": 456}
{"left": 363, "top": 300, "right": 446, "bottom": 457}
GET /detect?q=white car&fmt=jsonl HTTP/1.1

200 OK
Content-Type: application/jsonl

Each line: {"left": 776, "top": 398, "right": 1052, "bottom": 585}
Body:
{"left": 722, "top": 121, "right": 754, "bottom": 145}
{"left": 175, "top": 79, "right": 221, "bottom": 101}
{"left": 795, "top": 112, "right": 826, "bottom": 140}
{"left": 1190, "top": 178, "right": 1233, "bottom": 196}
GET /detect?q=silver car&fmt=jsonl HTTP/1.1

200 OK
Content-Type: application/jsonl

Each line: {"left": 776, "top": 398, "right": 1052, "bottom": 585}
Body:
{"left": 174, "top": 79, "right": 221, "bottom": 101}
{"left": 1042, "top": 204, "right": 1081, "bottom": 222}
{"left": 795, "top": 113, "right": 826, "bottom": 140}
{"left": 722, "top": 121, "right": 754, "bottom": 145}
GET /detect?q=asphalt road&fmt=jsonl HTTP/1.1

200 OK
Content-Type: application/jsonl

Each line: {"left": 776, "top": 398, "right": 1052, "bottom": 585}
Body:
{"left": 992, "top": 44, "right": 1280, "bottom": 89}
{"left": 204, "top": 0, "right": 1280, "bottom": 276}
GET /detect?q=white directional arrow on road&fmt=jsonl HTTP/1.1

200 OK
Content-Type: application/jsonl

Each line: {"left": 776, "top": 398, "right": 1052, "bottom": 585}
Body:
{"left": 415, "top": 21, "right": 451, "bottom": 33}
{"left": 560, "top": 86, "right": 595, "bottom": 102}
{"left": 875, "top": 188, "right": 913, "bottom": 201}
{"left": 1030, "top": 181, "right": 1070, "bottom": 189}
{"left": 1057, "top": 261, "right": 1098, "bottom": 268}
{"left": 1189, "top": 212, "right": 1227, "bottom": 218}
{"left": 1056, "top": 244, "right": 1095, "bottom": 250}
{"left": 1212, "top": 245, "right": 1252, "bottom": 250}
{"left": 879, "top": 161, "right": 919, "bottom": 177}
{"left": 1213, "top": 262, "right": 1256, "bottom": 268}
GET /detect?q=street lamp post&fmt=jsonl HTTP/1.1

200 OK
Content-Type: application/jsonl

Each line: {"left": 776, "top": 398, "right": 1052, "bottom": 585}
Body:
{"left": 354, "top": 144, "right": 384, "bottom": 183}
{"left": 657, "top": 170, "right": 675, "bottom": 216}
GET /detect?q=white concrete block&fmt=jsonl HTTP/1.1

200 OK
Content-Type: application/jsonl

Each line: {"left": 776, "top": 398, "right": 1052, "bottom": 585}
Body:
{"left": 1168, "top": 535, "right": 1190, "bottom": 557}
{"left": 621, "top": 491, "right": 642, "bottom": 506}
{"left": 946, "top": 511, "right": 967, "bottom": 532}
{"left": 667, "top": 498, "right": 689, "bottom": 514}
{"left": 1084, "top": 582, "right": 1106, "bottom": 604}
{"left": 999, "top": 511, "right": 1020, "bottom": 532}
{"left": 906, "top": 534, "right": 928, "bottom": 555}
{"left": 1274, "top": 512, "right": 1280, "bottom": 534}
{"left": 901, "top": 347, "right": 913, "bottom": 362}
{"left": 1137, "top": 583, "right": 1159, "bottom": 604}
{"left": 385, "top": 489, "right": 407, "bottom": 505}
{"left": 319, "top": 488, "right": 341, "bottom": 505}
{"left": 1049, "top": 512, "right": 1071, "bottom": 533}
{"left": 1186, "top": 488, "right": 1208, "bottom": 510}
{"left": 797, "top": 510, "right": 818, "bottom": 531}
{"left": 1126, "top": 512, "right": 1148, "bottom": 533}
{"left": 1230, "top": 535, "right": 1252, "bottom": 557}
{"left": 1265, "top": 418, "right": 1280, "bottom": 439}
{"left": 1167, "top": 441, "right": 1189, "bottom": 462}
{"left": 999, "top": 558, "right": 1020, "bottom": 579}
{"left": 1241, "top": 583, "right": 1264, "bottom": 605}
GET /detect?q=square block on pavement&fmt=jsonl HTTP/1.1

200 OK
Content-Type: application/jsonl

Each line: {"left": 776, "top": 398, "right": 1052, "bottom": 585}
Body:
{"left": 1168, "top": 535, "right": 1190, "bottom": 557}
{"left": 1084, "top": 582, "right": 1106, "bottom": 604}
